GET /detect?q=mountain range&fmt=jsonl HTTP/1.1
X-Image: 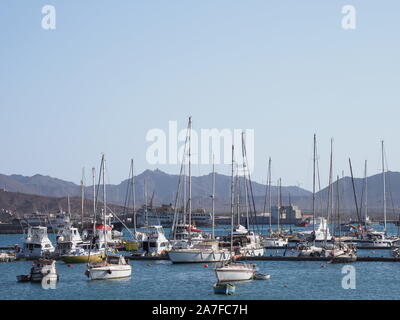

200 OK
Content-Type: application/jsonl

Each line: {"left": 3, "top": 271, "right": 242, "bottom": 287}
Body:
{"left": 0, "top": 169, "right": 399, "bottom": 219}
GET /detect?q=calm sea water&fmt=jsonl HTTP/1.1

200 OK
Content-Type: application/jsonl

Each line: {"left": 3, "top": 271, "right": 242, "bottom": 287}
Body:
{"left": 1, "top": 224, "right": 399, "bottom": 300}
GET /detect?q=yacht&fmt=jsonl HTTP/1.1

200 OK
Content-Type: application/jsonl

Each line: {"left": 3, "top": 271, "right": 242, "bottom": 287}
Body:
{"left": 17, "top": 226, "right": 55, "bottom": 259}
{"left": 168, "top": 240, "right": 232, "bottom": 264}
{"left": 133, "top": 225, "right": 171, "bottom": 256}
{"left": 215, "top": 262, "right": 256, "bottom": 282}
{"left": 85, "top": 255, "right": 132, "bottom": 280}
{"left": 357, "top": 231, "right": 398, "bottom": 248}
{"left": 55, "top": 225, "right": 85, "bottom": 256}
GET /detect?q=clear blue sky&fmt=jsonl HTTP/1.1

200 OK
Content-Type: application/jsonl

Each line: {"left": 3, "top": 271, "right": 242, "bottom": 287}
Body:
{"left": 1, "top": 1, "right": 399, "bottom": 190}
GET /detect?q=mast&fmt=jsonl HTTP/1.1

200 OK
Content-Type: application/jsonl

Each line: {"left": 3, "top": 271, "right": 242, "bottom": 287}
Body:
{"left": 325, "top": 138, "right": 333, "bottom": 246}
{"left": 102, "top": 154, "right": 107, "bottom": 251}
{"left": 144, "top": 179, "right": 148, "bottom": 227}
{"left": 188, "top": 117, "right": 192, "bottom": 239}
{"left": 67, "top": 194, "right": 71, "bottom": 220}
{"left": 382, "top": 141, "right": 387, "bottom": 234}
{"left": 336, "top": 175, "right": 341, "bottom": 245}
{"left": 278, "top": 178, "right": 282, "bottom": 233}
{"left": 131, "top": 159, "right": 136, "bottom": 233}
{"left": 312, "top": 134, "right": 316, "bottom": 246}
{"left": 236, "top": 165, "right": 240, "bottom": 226}
{"left": 364, "top": 160, "right": 368, "bottom": 231}
{"left": 81, "top": 167, "right": 85, "bottom": 229}
{"left": 230, "top": 145, "right": 235, "bottom": 254}
{"left": 92, "top": 167, "right": 96, "bottom": 235}
{"left": 241, "top": 132, "right": 250, "bottom": 230}
{"left": 268, "top": 158, "right": 272, "bottom": 236}
{"left": 211, "top": 155, "right": 216, "bottom": 240}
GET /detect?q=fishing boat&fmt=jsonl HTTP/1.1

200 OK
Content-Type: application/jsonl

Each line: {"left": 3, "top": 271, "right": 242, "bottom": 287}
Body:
{"left": 56, "top": 225, "right": 86, "bottom": 256}
{"left": 85, "top": 154, "right": 132, "bottom": 280}
{"left": 16, "top": 226, "right": 55, "bottom": 259}
{"left": 134, "top": 225, "right": 171, "bottom": 256}
{"left": 213, "top": 283, "right": 235, "bottom": 295}
{"left": 29, "top": 259, "right": 59, "bottom": 283}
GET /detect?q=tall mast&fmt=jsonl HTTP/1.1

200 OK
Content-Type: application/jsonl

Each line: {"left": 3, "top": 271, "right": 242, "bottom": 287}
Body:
{"left": 131, "top": 159, "right": 136, "bottom": 233}
{"left": 144, "top": 179, "right": 148, "bottom": 227}
{"left": 211, "top": 155, "right": 216, "bottom": 240}
{"left": 67, "top": 194, "right": 71, "bottom": 220}
{"left": 236, "top": 165, "right": 240, "bottom": 226}
{"left": 278, "top": 178, "right": 282, "bottom": 233}
{"left": 188, "top": 117, "right": 192, "bottom": 239}
{"left": 312, "top": 134, "right": 316, "bottom": 246}
{"left": 230, "top": 145, "right": 235, "bottom": 254}
{"left": 241, "top": 132, "right": 250, "bottom": 230}
{"left": 102, "top": 154, "right": 107, "bottom": 251}
{"left": 268, "top": 158, "right": 272, "bottom": 236}
{"left": 336, "top": 175, "right": 341, "bottom": 245}
{"left": 325, "top": 138, "right": 333, "bottom": 246}
{"left": 382, "top": 141, "right": 387, "bottom": 234}
{"left": 81, "top": 167, "right": 85, "bottom": 229}
{"left": 364, "top": 160, "right": 368, "bottom": 231}
{"left": 92, "top": 167, "right": 96, "bottom": 234}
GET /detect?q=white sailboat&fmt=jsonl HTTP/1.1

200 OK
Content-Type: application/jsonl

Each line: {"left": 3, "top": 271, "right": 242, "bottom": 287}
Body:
{"left": 215, "top": 145, "right": 259, "bottom": 282}
{"left": 358, "top": 142, "right": 399, "bottom": 248}
{"left": 169, "top": 149, "right": 232, "bottom": 263}
{"left": 262, "top": 168, "right": 288, "bottom": 248}
{"left": 86, "top": 154, "right": 131, "bottom": 280}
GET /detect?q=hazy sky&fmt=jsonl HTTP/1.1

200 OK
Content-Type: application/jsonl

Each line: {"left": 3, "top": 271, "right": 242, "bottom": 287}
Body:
{"left": 1, "top": 1, "right": 399, "bottom": 190}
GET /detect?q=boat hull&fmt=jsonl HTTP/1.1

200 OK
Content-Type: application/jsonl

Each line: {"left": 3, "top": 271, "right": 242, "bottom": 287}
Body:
{"left": 215, "top": 267, "right": 255, "bottom": 282}
{"left": 61, "top": 253, "right": 105, "bottom": 264}
{"left": 213, "top": 283, "right": 235, "bottom": 295}
{"left": 87, "top": 265, "right": 132, "bottom": 280}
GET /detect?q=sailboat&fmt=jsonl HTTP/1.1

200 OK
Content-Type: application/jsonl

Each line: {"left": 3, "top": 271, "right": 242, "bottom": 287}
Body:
{"left": 169, "top": 146, "right": 232, "bottom": 264}
{"left": 262, "top": 166, "right": 288, "bottom": 248}
{"left": 215, "top": 145, "right": 258, "bottom": 283}
{"left": 358, "top": 142, "right": 399, "bottom": 248}
{"left": 61, "top": 168, "right": 105, "bottom": 264}
{"left": 134, "top": 176, "right": 171, "bottom": 257}
{"left": 85, "top": 155, "right": 132, "bottom": 280}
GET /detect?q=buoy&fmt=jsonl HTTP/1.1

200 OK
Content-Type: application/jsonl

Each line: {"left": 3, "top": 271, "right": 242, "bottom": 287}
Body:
{"left": 67, "top": 264, "right": 72, "bottom": 268}
{"left": 203, "top": 264, "right": 209, "bottom": 268}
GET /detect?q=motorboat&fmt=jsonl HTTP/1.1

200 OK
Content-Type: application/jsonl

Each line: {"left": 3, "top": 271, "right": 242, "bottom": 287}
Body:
{"left": 133, "top": 225, "right": 171, "bottom": 256}
{"left": 29, "top": 259, "right": 59, "bottom": 283}
{"left": 16, "top": 226, "right": 55, "bottom": 259}
{"left": 168, "top": 240, "right": 232, "bottom": 264}
{"left": 85, "top": 254, "right": 132, "bottom": 280}
{"left": 213, "top": 283, "right": 235, "bottom": 295}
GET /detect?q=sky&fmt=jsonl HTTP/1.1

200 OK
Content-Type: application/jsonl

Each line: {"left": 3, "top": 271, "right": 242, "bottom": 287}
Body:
{"left": 1, "top": 1, "right": 399, "bottom": 190}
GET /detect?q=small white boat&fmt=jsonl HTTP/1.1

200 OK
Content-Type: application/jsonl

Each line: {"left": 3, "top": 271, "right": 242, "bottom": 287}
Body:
{"left": 297, "top": 218, "right": 332, "bottom": 242}
{"left": 168, "top": 240, "right": 232, "bottom": 264}
{"left": 86, "top": 255, "right": 132, "bottom": 280}
{"left": 215, "top": 262, "right": 256, "bottom": 282}
{"left": 262, "top": 237, "right": 288, "bottom": 248}
{"left": 254, "top": 273, "right": 271, "bottom": 280}
{"left": 134, "top": 225, "right": 171, "bottom": 256}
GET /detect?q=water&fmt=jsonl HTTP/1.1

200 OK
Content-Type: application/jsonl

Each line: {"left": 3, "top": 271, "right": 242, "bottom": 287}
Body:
{"left": 1, "top": 224, "right": 399, "bottom": 300}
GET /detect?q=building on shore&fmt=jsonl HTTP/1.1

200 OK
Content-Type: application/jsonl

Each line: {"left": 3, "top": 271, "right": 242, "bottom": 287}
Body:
{"left": 271, "top": 205, "right": 302, "bottom": 224}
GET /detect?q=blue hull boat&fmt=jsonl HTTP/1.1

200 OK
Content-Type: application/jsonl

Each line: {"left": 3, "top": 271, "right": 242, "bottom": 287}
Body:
{"left": 213, "top": 283, "right": 235, "bottom": 295}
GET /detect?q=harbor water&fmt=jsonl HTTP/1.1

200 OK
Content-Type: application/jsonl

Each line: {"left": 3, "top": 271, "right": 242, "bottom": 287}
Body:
{"left": 1, "top": 224, "right": 399, "bottom": 300}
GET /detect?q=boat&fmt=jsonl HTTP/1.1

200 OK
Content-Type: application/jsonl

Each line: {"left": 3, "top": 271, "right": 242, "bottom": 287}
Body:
{"left": 169, "top": 154, "right": 232, "bottom": 263}
{"left": 85, "top": 154, "right": 132, "bottom": 280}
{"left": 297, "top": 217, "right": 332, "bottom": 242}
{"left": 213, "top": 283, "right": 235, "bottom": 295}
{"left": 85, "top": 254, "right": 132, "bottom": 280}
{"left": 29, "top": 259, "right": 59, "bottom": 283}
{"left": 133, "top": 225, "right": 171, "bottom": 256}
{"left": 262, "top": 237, "right": 288, "bottom": 248}
{"left": 16, "top": 274, "right": 31, "bottom": 282}
{"left": 16, "top": 226, "right": 55, "bottom": 259}
{"left": 391, "top": 247, "right": 400, "bottom": 258}
{"left": 215, "top": 262, "right": 256, "bottom": 282}
{"left": 0, "top": 251, "right": 16, "bottom": 262}
{"left": 168, "top": 240, "right": 232, "bottom": 263}
{"left": 214, "top": 144, "right": 258, "bottom": 283}
{"left": 253, "top": 273, "right": 271, "bottom": 280}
